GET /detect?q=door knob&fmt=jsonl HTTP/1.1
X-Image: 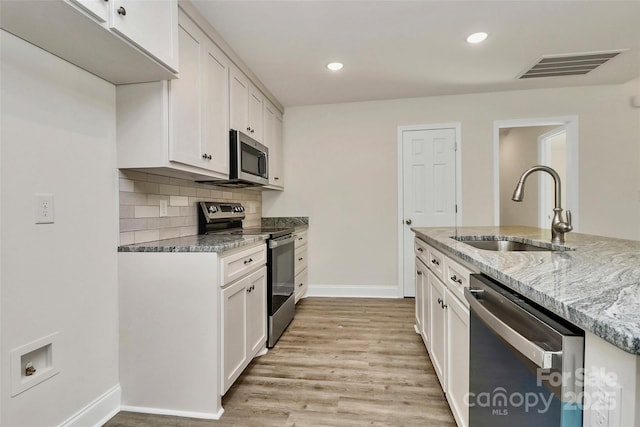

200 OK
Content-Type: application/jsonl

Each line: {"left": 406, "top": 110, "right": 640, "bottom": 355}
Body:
{"left": 405, "top": 219, "right": 412, "bottom": 225}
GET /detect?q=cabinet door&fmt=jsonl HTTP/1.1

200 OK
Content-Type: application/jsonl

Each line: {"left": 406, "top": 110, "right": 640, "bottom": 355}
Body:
{"left": 230, "top": 69, "right": 249, "bottom": 134}
{"left": 294, "top": 269, "right": 308, "bottom": 303}
{"left": 67, "top": 0, "right": 108, "bottom": 22}
{"left": 416, "top": 259, "right": 430, "bottom": 349}
{"left": 169, "top": 20, "right": 202, "bottom": 168}
{"left": 202, "top": 41, "right": 230, "bottom": 175}
{"left": 169, "top": 12, "right": 229, "bottom": 175}
{"left": 428, "top": 270, "right": 447, "bottom": 390}
{"left": 248, "top": 87, "right": 264, "bottom": 141}
{"left": 446, "top": 290, "right": 470, "bottom": 427}
{"left": 110, "top": 0, "right": 179, "bottom": 72}
{"left": 246, "top": 267, "right": 267, "bottom": 357}
{"left": 264, "top": 101, "right": 284, "bottom": 187}
{"left": 415, "top": 260, "right": 424, "bottom": 336}
{"left": 221, "top": 278, "right": 247, "bottom": 394}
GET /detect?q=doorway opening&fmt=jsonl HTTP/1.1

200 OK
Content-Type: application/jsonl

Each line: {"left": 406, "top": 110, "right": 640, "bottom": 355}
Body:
{"left": 493, "top": 116, "right": 579, "bottom": 231}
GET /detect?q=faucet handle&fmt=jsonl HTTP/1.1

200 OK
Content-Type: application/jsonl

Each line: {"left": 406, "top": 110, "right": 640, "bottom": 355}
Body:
{"left": 565, "top": 210, "right": 573, "bottom": 231}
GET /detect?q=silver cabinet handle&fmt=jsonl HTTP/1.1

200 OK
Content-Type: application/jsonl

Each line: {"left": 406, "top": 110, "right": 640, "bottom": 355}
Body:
{"left": 405, "top": 219, "right": 412, "bottom": 225}
{"left": 431, "top": 258, "right": 440, "bottom": 266}
{"left": 243, "top": 258, "right": 253, "bottom": 265}
{"left": 417, "top": 271, "right": 422, "bottom": 276}
{"left": 450, "top": 275, "right": 462, "bottom": 284}
{"left": 417, "top": 247, "right": 423, "bottom": 252}
{"left": 117, "top": 6, "right": 126, "bottom": 15}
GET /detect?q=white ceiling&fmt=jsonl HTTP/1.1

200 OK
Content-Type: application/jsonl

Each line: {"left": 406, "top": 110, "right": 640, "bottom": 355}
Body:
{"left": 191, "top": 0, "right": 640, "bottom": 107}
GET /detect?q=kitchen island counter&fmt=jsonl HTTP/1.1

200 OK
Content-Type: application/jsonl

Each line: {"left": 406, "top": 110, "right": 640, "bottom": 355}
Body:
{"left": 412, "top": 225, "right": 640, "bottom": 355}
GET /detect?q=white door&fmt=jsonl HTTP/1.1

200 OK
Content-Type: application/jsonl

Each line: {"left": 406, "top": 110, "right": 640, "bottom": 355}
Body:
{"left": 537, "top": 127, "right": 567, "bottom": 228}
{"left": 401, "top": 127, "right": 457, "bottom": 297}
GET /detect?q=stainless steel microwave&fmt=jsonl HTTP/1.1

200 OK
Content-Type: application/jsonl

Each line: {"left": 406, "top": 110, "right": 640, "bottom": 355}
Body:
{"left": 198, "top": 129, "right": 268, "bottom": 187}
{"left": 230, "top": 129, "right": 269, "bottom": 186}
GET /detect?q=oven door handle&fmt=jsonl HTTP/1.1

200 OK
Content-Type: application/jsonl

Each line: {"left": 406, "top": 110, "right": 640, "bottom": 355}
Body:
{"left": 464, "top": 287, "right": 562, "bottom": 369}
{"left": 269, "top": 234, "right": 297, "bottom": 249}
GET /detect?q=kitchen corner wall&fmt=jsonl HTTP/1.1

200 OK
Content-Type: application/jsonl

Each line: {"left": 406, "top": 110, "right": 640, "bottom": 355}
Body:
{"left": 118, "top": 171, "right": 262, "bottom": 245}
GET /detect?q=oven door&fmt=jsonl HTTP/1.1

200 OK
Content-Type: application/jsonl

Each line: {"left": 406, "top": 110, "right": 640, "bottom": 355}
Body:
{"left": 268, "top": 234, "right": 295, "bottom": 316}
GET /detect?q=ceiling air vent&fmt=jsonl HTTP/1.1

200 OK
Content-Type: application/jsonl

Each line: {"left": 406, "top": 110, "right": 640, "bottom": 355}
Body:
{"left": 518, "top": 51, "right": 623, "bottom": 79}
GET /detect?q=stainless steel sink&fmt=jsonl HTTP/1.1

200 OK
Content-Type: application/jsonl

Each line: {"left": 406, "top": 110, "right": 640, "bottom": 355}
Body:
{"left": 452, "top": 236, "right": 568, "bottom": 252}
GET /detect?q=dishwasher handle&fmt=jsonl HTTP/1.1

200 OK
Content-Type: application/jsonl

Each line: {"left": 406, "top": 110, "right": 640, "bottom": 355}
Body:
{"left": 464, "top": 286, "right": 562, "bottom": 370}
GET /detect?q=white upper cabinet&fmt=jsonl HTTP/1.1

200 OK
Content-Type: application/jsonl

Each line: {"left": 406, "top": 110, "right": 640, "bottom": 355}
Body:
{"left": 230, "top": 68, "right": 264, "bottom": 142}
{"left": 169, "top": 12, "right": 229, "bottom": 175}
{"left": 0, "top": 0, "right": 178, "bottom": 84}
{"left": 263, "top": 100, "right": 284, "bottom": 189}
{"left": 110, "top": 0, "right": 179, "bottom": 72}
{"left": 117, "top": 9, "right": 229, "bottom": 181}
{"left": 67, "top": 0, "right": 109, "bottom": 22}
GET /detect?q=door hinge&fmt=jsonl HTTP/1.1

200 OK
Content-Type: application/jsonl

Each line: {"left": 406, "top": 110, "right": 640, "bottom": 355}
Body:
{"left": 455, "top": 204, "right": 458, "bottom": 213}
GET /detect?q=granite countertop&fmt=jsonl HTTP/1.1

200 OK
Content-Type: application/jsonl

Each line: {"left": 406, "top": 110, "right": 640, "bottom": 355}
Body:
{"left": 412, "top": 226, "right": 640, "bottom": 355}
{"left": 118, "top": 233, "right": 268, "bottom": 253}
{"left": 119, "top": 216, "right": 309, "bottom": 253}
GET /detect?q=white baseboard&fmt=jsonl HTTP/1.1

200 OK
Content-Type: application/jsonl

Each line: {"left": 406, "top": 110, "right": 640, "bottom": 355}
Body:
{"left": 307, "top": 284, "right": 402, "bottom": 298}
{"left": 59, "top": 384, "right": 121, "bottom": 427}
{"left": 119, "top": 405, "right": 224, "bottom": 421}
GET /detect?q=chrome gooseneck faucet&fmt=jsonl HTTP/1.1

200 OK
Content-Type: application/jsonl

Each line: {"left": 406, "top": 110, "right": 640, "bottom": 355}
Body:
{"left": 512, "top": 165, "right": 573, "bottom": 244}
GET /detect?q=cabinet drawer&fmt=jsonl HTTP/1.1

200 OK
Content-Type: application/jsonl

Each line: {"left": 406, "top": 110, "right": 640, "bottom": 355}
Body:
{"left": 444, "top": 257, "right": 473, "bottom": 305}
{"left": 294, "top": 269, "right": 308, "bottom": 303}
{"left": 427, "top": 245, "right": 445, "bottom": 282}
{"left": 295, "top": 245, "right": 308, "bottom": 275}
{"left": 415, "top": 238, "right": 430, "bottom": 266}
{"left": 220, "top": 243, "right": 266, "bottom": 286}
{"left": 294, "top": 231, "right": 307, "bottom": 249}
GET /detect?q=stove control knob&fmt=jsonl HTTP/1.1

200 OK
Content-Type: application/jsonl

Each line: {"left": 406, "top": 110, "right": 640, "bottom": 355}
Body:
{"left": 208, "top": 205, "right": 218, "bottom": 214}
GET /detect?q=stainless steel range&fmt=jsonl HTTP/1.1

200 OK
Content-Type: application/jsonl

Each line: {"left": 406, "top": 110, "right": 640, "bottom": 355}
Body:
{"left": 198, "top": 201, "right": 296, "bottom": 348}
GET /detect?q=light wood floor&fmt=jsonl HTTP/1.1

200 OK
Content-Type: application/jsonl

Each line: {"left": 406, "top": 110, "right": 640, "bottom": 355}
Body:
{"left": 105, "top": 297, "right": 456, "bottom": 426}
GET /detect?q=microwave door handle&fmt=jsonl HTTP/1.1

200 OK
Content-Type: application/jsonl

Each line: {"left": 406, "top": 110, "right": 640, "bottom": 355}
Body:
{"left": 260, "top": 152, "right": 268, "bottom": 178}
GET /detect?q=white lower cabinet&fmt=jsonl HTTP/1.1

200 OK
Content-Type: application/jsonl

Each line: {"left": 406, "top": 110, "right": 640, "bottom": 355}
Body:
{"left": 294, "top": 230, "right": 309, "bottom": 302}
{"left": 428, "top": 270, "right": 447, "bottom": 389}
{"left": 415, "top": 238, "right": 473, "bottom": 427}
{"left": 117, "top": 241, "right": 267, "bottom": 418}
{"left": 446, "top": 285, "right": 470, "bottom": 427}
{"left": 221, "top": 266, "right": 267, "bottom": 394}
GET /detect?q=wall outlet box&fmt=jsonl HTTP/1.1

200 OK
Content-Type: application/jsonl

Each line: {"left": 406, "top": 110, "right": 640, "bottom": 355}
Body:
{"left": 10, "top": 332, "right": 60, "bottom": 396}
{"left": 35, "top": 193, "right": 54, "bottom": 224}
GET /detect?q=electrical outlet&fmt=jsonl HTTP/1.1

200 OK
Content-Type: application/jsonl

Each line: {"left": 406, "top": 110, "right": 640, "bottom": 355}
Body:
{"left": 35, "top": 193, "right": 54, "bottom": 224}
{"left": 159, "top": 199, "right": 168, "bottom": 217}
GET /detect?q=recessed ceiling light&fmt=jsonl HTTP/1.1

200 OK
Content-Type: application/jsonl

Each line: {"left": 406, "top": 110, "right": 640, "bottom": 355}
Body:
{"left": 466, "top": 32, "right": 488, "bottom": 44}
{"left": 327, "top": 62, "right": 344, "bottom": 71}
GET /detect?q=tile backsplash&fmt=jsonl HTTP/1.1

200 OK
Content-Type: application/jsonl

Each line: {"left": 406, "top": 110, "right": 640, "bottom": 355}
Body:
{"left": 119, "top": 170, "right": 262, "bottom": 245}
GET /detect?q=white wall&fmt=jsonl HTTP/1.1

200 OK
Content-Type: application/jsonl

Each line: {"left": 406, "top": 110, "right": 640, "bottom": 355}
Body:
{"left": 263, "top": 79, "right": 640, "bottom": 293}
{"left": 1, "top": 31, "right": 120, "bottom": 426}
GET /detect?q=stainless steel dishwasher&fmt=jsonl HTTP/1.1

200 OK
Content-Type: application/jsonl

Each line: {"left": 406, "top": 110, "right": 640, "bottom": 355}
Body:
{"left": 464, "top": 274, "right": 584, "bottom": 427}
